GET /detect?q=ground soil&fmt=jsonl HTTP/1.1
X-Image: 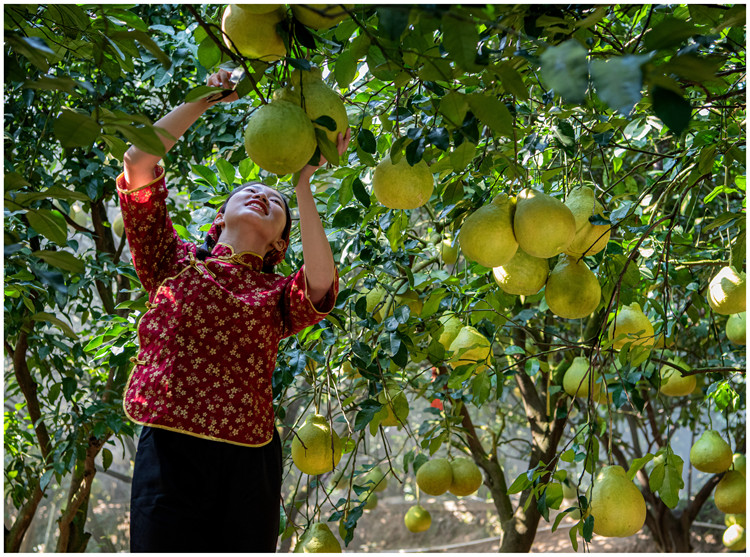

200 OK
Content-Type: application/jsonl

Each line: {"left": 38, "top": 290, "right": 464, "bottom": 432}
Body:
{"left": 330, "top": 495, "right": 729, "bottom": 553}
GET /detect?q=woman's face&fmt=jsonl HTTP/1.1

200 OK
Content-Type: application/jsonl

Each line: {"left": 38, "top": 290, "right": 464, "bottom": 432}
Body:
{"left": 217, "top": 183, "right": 288, "bottom": 252}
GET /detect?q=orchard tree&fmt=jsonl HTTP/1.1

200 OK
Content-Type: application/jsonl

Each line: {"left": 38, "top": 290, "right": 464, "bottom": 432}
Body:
{"left": 4, "top": 3, "right": 745, "bottom": 553}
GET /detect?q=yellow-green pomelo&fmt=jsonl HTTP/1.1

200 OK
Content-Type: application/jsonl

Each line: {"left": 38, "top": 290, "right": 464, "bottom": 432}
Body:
{"left": 513, "top": 188, "right": 576, "bottom": 258}
{"left": 440, "top": 237, "right": 459, "bottom": 266}
{"left": 396, "top": 290, "right": 422, "bottom": 318}
{"left": 291, "top": 414, "right": 342, "bottom": 475}
{"left": 286, "top": 70, "right": 349, "bottom": 145}
{"left": 244, "top": 100, "right": 317, "bottom": 175}
{"left": 448, "top": 458, "right": 483, "bottom": 496}
{"left": 562, "top": 356, "right": 601, "bottom": 398}
{"left": 404, "top": 505, "right": 432, "bottom": 533}
{"left": 723, "top": 524, "right": 746, "bottom": 551}
{"left": 112, "top": 212, "right": 124, "bottom": 237}
{"left": 658, "top": 358, "right": 696, "bottom": 397}
{"left": 70, "top": 204, "right": 88, "bottom": 226}
{"left": 492, "top": 248, "right": 549, "bottom": 296}
{"left": 715, "top": 471, "right": 746, "bottom": 514}
{"left": 458, "top": 194, "right": 518, "bottom": 268}
{"left": 372, "top": 155, "right": 434, "bottom": 209}
{"left": 608, "top": 303, "right": 655, "bottom": 350}
{"left": 590, "top": 465, "right": 646, "bottom": 538}
{"left": 363, "top": 466, "right": 388, "bottom": 493}
{"left": 725, "top": 513, "right": 747, "bottom": 528}
{"left": 707, "top": 266, "right": 746, "bottom": 315}
{"left": 434, "top": 314, "right": 463, "bottom": 350}
{"left": 449, "top": 326, "right": 491, "bottom": 371}
{"left": 238, "top": 4, "right": 281, "bottom": 14}
{"left": 416, "top": 458, "right": 453, "bottom": 496}
{"left": 221, "top": 5, "right": 286, "bottom": 61}
{"left": 377, "top": 388, "right": 409, "bottom": 427}
{"left": 733, "top": 454, "right": 747, "bottom": 477}
{"left": 727, "top": 312, "right": 746, "bottom": 345}
{"left": 363, "top": 492, "right": 378, "bottom": 510}
{"left": 294, "top": 522, "right": 342, "bottom": 553}
{"left": 292, "top": 4, "right": 351, "bottom": 29}
{"left": 365, "top": 286, "right": 387, "bottom": 322}
{"left": 690, "top": 430, "right": 733, "bottom": 474}
{"left": 545, "top": 255, "right": 601, "bottom": 319}
{"left": 564, "top": 185, "right": 611, "bottom": 257}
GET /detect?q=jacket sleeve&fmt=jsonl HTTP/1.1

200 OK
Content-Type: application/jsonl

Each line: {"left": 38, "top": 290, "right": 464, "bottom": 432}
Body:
{"left": 281, "top": 265, "right": 339, "bottom": 338}
{"left": 116, "top": 165, "right": 190, "bottom": 296}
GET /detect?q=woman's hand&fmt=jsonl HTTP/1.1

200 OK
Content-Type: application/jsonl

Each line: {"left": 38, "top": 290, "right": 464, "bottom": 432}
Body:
{"left": 298, "top": 127, "right": 352, "bottom": 183}
{"left": 205, "top": 69, "right": 239, "bottom": 103}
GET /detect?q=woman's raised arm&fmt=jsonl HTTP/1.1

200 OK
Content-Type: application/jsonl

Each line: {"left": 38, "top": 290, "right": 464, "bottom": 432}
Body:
{"left": 122, "top": 70, "right": 238, "bottom": 191}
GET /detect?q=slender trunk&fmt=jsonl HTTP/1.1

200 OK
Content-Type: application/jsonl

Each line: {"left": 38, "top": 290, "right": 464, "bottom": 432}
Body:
{"left": 56, "top": 434, "right": 108, "bottom": 552}
{"left": 5, "top": 481, "right": 44, "bottom": 552}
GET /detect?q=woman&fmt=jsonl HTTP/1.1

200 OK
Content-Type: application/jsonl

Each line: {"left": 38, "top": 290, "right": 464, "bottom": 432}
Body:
{"left": 120, "top": 69, "right": 349, "bottom": 552}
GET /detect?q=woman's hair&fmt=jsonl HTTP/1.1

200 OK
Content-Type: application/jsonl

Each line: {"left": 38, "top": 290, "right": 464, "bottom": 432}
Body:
{"left": 196, "top": 182, "right": 292, "bottom": 273}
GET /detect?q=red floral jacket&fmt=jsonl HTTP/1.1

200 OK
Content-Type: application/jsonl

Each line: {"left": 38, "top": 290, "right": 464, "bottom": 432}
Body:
{"left": 117, "top": 167, "right": 337, "bottom": 446}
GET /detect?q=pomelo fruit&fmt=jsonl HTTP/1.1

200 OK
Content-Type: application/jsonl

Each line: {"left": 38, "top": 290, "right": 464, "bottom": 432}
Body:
{"left": 244, "top": 100, "right": 317, "bottom": 175}
{"left": 221, "top": 5, "right": 286, "bottom": 61}
{"left": 285, "top": 68, "right": 349, "bottom": 146}
{"left": 294, "top": 522, "right": 342, "bottom": 553}
{"left": 440, "top": 237, "right": 459, "bottom": 266}
{"left": 376, "top": 387, "right": 409, "bottom": 427}
{"left": 725, "top": 513, "right": 747, "bottom": 528}
{"left": 564, "top": 185, "right": 611, "bottom": 257}
{"left": 238, "top": 4, "right": 281, "bottom": 14}
{"left": 590, "top": 465, "right": 646, "bottom": 538}
{"left": 291, "top": 414, "right": 342, "bottom": 475}
{"left": 112, "top": 212, "right": 124, "bottom": 237}
{"left": 723, "top": 523, "right": 746, "bottom": 551}
{"left": 715, "top": 471, "right": 746, "bottom": 514}
{"left": 707, "top": 266, "right": 746, "bottom": 315}
{"left": 363, "top": 492, "right": 378, "bottom": 510}
{"left": 562, "top": 356, "right": 601, "bottom": 398}
{"left": 404, "top": 505, "right": 432, "bottom": 532}
{"left": 365, "top": 286, "right": 387, "bottom": 322}
{"left": 608, "top": 303, "right": 655, "bottom": 350}
{"left": 448, "top": 326, "right": 491, "bottom": 372}
{"left": 658, "top": 358, "right": 696, "bottom": 397}
{"left": 448, "top": 458, "right": 483, "bottom": 496}
{"left": 363, "top": 466, "right": 388, "bottom": 493}
{"left": 545, "top": 254, "right": 601, "bottom": 319}
{"left": 732, "top": 454, "right": 746, "bottom": 477}
{"left": 416, "top": 457, "right": 453, "bottom": 496}
{"left": 372, "top": 155, "right": 434, "bottom": 209}
{"left": 492, "top": 248, "right": 549, "bottom": 296}
{"left": 292, "top": 4, "right": 351, "bottom": 29}
{"left": 434, "top": 314, "right": 463, "bottom": 351}
{"left": 513, "top": 188, "right": 576, "bottom": 258}
{"left": 458, "top": 193, "right": 518, "bottom": 268}
{"left": 690, "top": 430, "right": 733, "bottom": 474}
{"left": 727, "top": 312, "right": 746, "bottom": 345}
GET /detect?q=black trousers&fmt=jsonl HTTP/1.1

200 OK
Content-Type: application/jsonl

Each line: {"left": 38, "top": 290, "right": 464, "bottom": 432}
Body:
{"left": 129, "top": 426, "right": 282, "bottom": 553}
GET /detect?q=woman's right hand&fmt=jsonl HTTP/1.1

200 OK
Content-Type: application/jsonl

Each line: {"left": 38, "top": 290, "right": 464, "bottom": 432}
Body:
{"left": 206, "top": 69, "right": 239, "bottom": 103}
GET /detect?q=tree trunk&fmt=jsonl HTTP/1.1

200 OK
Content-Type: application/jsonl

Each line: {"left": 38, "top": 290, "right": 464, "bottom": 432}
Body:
{"left": 5, "top": 481, "right": 43, "bottom": 552}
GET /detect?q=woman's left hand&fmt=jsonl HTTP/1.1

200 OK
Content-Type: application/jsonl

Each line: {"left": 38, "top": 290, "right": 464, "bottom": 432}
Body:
{"left": 298, "top": 127, "right": 352, "bottom": 182}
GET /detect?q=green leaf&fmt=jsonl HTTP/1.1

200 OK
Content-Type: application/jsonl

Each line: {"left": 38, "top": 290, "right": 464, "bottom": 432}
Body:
{"left": 377, "top": 6, "right": 410, "bottom": 40}
{"left": 191, "top": 164, "right": 218, "bottom": 188}
{"left": 386, "top": 211, "right": 409, "bottom": 252}
{"left": 352, "top": 178, "right": 370, "bottom": 208}
{"left": 467, "top": 93, "right": 513, "bottom": 138}
{"left": 198, "top": 36, "right": 221, "bottom": 70}
{"left": 32, "top": 250, "right": 84, "bottom": 274}
{"left": 102, "top": 448, "right": 113, "bottom": 471}
{"left": 439, "top": 91, "right": 469, "bottom": 127}
{"left": 31, "top": 312, "right": 78, "bottom": 339}
{"left": 23, "top": 75, "right": 80, "bottom": 95}
{"left": 561, "top": 449, "right": 576, "bottom": 463}
{"left": 313, "top": 115, "right": 337, "bottom": 132}
{"left": 662, "top": 54, "right": 723, "bottom": 82}
{"left": 582, "top": 515, "right": 595, "bottom": 541}
{"left": 627, "top": 453, "right": 654, "bottom": 480}
{"left": 335, "top": 50, "right": 358, "bottom": 89}
{"left": 332, "top": 207, "right": 361, "bottom": 229}
{"left": 53, "top": 108, "right": 100, "bottom": 149}
{"left": 112, "top": 29, "right": 171, "bottom": 68}
{"left": 184, "top": 85, "right": 225, "bottom": 103}
{"left": 314, "top": 130, "right": 339, "bottom": 166}
{"left": 441, "top": 14, "right": 481, "bottom": 72}
{"left": 101, "top": 134, "right": 128, "bottom": 161}
{"left": 651, "top": 85, "right": 691, "bottom": 135}
{"left": 215, "top": 158, "right": 236, "bottom": 186}
{"left": 540, "top": 40, "right": 589, "bottom": 104}
{"left": 494, "top": 63, "right": 529, "bottom": 100}
{"left": 590, "top": 55, "right": 647, "bottom": 115}
{"left": 111, "top": 123, "right": 166, "bottom": 157}
{"left": 507, "top": 472, "right": 532, "bottom": 494}
{"left": 26, "top": 209, "right": 67, "bottom": 245}
{"left": 450, "top": 141, "right": 476, "bottom": 170}
{"left": 569, "top": 523, "right": 579, "bottom": 552}
{"left": 357, "top": 128, "right": 376, "bottom": 154}
{"left": 643, "top": 17, "right": 699, "bottom": 51}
